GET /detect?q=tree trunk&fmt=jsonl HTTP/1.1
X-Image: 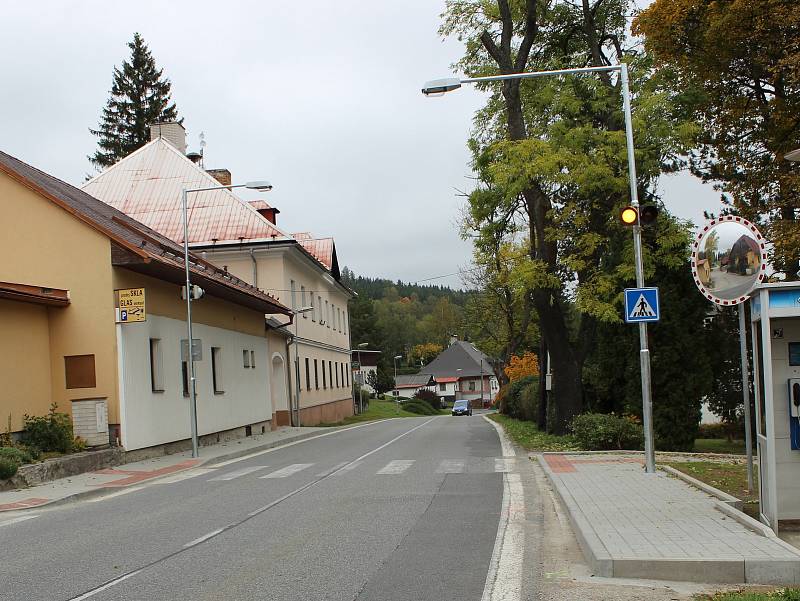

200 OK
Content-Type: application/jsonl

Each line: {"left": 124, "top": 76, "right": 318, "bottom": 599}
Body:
{"left": 537, "top": 338, "right": 548, "bottom": 430}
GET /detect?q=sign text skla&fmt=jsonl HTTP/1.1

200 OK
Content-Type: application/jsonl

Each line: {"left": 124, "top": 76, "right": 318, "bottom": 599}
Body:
{"left": 116, "top": 288, "right": 146, "bottom": 323}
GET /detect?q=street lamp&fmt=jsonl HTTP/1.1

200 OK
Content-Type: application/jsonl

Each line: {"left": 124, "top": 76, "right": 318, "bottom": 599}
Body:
{"left": 291, "top": 306, "right": 313, "bottom": 428}
{"left": 356, "top": 342, "right": 369, "bottom": 413}
{"left": 422, "top": 63, "right": 657, "bottom": 473}
{"left": 393, "top": 355, "right": 402, "bottom": 412}
{"left": 181, "top": 180, "right": 273, "bottom": 458}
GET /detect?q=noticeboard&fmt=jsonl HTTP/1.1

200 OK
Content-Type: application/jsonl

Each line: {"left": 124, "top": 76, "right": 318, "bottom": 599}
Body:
{"left": 116, "top": 288, "right": 146, "bottom": 323}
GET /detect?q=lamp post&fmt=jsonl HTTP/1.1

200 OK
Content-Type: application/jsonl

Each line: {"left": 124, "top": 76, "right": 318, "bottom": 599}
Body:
{"left": 423, "top": 63, "right": 657, "bottom": 473}
{"left": 393, "top": 355, "right": 402, "bottom": 412}
{"left": 292, "top": 306, "right": 313, "bottom": 427}
{"left": 356, "top": 342, "right": 369, "bottom": 413}
{"left": 181, "top": 180, "right": 273, "bottom": 458}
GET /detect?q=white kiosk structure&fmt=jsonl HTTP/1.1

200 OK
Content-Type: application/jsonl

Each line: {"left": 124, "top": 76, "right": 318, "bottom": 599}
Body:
{"left": 750, "top": 282, "right": 800, "bottom": 532}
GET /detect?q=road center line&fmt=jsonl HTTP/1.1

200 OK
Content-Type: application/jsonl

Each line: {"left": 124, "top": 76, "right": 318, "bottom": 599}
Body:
{"left": 184, "top": 527, "right": 226, "bottom": 548}
{"left": 0, "top": 514, "right": 39, "bottom": 528}
{"left": 67, "top": 570, "right": 142, "bottom": 601}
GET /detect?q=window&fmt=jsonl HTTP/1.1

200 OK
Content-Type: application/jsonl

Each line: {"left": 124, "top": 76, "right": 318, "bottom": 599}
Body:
{"left": 337, "top": 308, "right": 341, "bottom": 332}
{"left": 301, "top": 286, "right": 307, "bottom": 317}
{"left": 243, "top": 349, "right": 250, "bottom": 368}
{"left": 182, "top": 361, "right": 189, "bottom": 397}
{"left": 322, "top": 360, "right": 327, "bottom": 389}
{"left": 64, "top": 354, "right": 96, "bottom": 389}
{"left": 290, "top": 280, "right": 296, "bottom": 310}
{"left": 341, "top": 363, "right": 345, "bottom": 387}
{"left": 311, "top": 294, "right": 316, "bottom": 322}
{"left": 329, "top": 361, "right": 333, "bottom": 388}
{"left": 314, "top": 359, "right": 319, "bottom": 390}
{"left": 346, "top": 369, "right": 350, "bottom": 387}
{"left": 468, "top": 380, "right": 476, "bottom": 391}
{"left": 440, "top": 383, "right": 446, "bottom": 392}
{"left": 318, "top": 296, "right": 323, "bottom": 325}
{"left": 149, "top": 339, "right": 164, "bottom": 392}
{"left": 335, "top": 362, "right": 340, "bottom": 388}
{"left": 325, "top": 300, "right": 330, "bottom": 328}
{"left": 211, "top": 347, "right": 223, "bottom": 394}
{"left": 305, "top": 358, "right": 311, "bottom": 390}
{"left": 250, "top": 350, "right": 255, "bottom": 369}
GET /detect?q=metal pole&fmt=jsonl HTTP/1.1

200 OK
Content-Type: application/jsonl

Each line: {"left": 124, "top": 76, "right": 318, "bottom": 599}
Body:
{"left": 358, "top": 349, "right": 363, "bottom": 414}
{"left": 620, "top": 64, "right": 656, "bottom": 473}
{"left": 739, "top": 303, "right": 755, "bottom": 490}
{"left": 480, "top": 358, "right": 485, "bottom": 408}
{"left": 394, "top": 357, "right": 399, "bottom": 413}
{"left": 294, "top": 315, "right": 301, "bottom": 427}
{"left": 182, "top": 189, "right": 199, "bottom": 458}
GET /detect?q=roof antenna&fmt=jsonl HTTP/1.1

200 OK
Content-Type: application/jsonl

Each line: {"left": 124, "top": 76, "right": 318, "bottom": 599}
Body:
{"left": 198, "top": 131, "right": 206, "bottom": 168}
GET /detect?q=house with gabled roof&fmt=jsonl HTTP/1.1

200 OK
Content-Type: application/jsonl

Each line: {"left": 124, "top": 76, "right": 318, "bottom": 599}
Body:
{"left": 421, "top": 337, "right": 499, "bottom": 407}
{"left": 0, "top": 149, "right": 292, "bottom": 451}
{"left": 83, "top": 122, "right": 355, "bottom": 426}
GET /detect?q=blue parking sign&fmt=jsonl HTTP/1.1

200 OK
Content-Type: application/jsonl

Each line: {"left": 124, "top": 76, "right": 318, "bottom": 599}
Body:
{"left": 624, "top": 288, "right": 660, "bottom": 323}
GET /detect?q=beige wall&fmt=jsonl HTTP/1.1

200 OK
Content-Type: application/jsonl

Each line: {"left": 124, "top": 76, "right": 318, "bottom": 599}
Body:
{"left": 0, "top": 172, "right": 119, "bottom": 430}
{"left": 0, "top": 300, "right": 53, "bottom": 431}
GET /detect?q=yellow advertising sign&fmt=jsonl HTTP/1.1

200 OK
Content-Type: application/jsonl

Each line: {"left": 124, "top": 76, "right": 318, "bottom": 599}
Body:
{"left": 117, "top": 288, "right": 146, "bottom": 323}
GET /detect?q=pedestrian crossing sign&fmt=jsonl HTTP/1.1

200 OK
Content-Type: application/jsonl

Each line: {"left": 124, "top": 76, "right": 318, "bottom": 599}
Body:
{"left": 624, "top": 287, "right": 660, "bottom": 323}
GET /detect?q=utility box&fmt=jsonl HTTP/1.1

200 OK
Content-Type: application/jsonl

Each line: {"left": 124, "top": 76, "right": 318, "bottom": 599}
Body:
{"left": 749, "top": 283, "right": 800, "bottom": 532}
{"left": 70, "top": 398, "right": 108, "bottom": 447}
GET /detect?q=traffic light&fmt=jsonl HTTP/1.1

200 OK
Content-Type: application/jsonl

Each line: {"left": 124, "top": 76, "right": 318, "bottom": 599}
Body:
{"left": 619, "top": 205, "right": 659, "bottom": 227}
{"left": 620, "top": 206, "right": 638, "bottom": 225}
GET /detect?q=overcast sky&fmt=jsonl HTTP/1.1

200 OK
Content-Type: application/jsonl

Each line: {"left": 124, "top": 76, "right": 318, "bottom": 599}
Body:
{"left": 0, "top": 1, "right": 721, "bottom": 289}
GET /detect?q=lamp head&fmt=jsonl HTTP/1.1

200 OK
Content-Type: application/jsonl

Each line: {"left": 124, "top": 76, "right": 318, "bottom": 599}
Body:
{"left": 421, "top": 78, "right": 462, "bottom": 96}
{"left": 245, "top": 180, "right": 273, "bottom": 191}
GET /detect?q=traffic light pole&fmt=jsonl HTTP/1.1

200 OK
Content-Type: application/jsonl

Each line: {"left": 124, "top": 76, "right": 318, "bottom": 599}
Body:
{"left": 621, "top": 64, "right": 656, "bottom": 474}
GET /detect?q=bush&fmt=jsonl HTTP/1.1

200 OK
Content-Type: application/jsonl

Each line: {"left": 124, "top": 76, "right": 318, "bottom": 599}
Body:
{"left": 498, "top": 375, "right": 538, "bottom": 420}
{"left": 570, "top": 413, "right": 644, "bottom": 451}
{"left": 21, "top": 403, "right": 74, "bottom": 453}
{"left": 697, "top": 422, "right": 741, "bottom": 440}
{"left": 402, "top": 400, "right": 437, "bottom": 415}
{"left": 0, "top": 446, "right": 34, "bottom": 465}
{"left": 0, "top": 457, "right": 18, "bottom": 480}
{"left": 412, "top": 388, "right": 442, "bottom": 411}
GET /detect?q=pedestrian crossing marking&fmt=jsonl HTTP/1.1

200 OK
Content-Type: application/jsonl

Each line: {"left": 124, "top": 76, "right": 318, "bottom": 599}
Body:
{"left": 259, "top": 463, "right": 314, "bottom": 479}
{"left": 376, "top": 460, "right": 415, "bottom": 475}
{"left": 436, "top": 460, "right": 465, "bottom": 473}
{"left": 209, "top": 465, "right": 269, "bottom": 481}
{"left": 629, "top": 294, "right": 656, "bottom": 318}
{"left": 494, "top": 458, "right": 515, "bottom": 473}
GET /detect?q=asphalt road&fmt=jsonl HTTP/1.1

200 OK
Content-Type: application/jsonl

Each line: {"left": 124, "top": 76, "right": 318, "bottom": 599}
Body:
{"left": 0, "top": 415, "right": 506, "bottom": 601}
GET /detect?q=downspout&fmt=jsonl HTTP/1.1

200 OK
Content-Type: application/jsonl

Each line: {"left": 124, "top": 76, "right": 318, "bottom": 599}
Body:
{"left": 250, "top": 249, "right": 258, "bottom": 288}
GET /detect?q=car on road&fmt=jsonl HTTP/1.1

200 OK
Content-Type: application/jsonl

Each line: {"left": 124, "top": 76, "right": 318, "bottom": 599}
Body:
{"left": 451, "top": 400, "right": 472, "bottom": 416}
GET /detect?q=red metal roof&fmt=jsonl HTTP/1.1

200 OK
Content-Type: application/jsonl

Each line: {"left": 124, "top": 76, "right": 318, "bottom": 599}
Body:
{"left": 296, "top": 236, "right": 334, "bottom": 270}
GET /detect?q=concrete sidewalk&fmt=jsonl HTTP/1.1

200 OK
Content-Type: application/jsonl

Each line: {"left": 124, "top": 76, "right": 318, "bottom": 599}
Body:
{"left": 539, "top": 453, "right": 800, "bottom": 585}
{"left": 0, "top": 425, "right": 336, "bottom": 512}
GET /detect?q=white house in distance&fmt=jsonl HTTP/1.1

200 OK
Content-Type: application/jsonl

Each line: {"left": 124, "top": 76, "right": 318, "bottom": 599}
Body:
{"left": 83, "top": 122, "right": 355, "bottom": 426}
{"left": 393, "top": 374, "right": 437, "bottom": 398}
{"left": 421, "top": 338, "right": 499, "bottom": 408}
{"left": 351, "top": 349, "right": 380, "bottom": 393}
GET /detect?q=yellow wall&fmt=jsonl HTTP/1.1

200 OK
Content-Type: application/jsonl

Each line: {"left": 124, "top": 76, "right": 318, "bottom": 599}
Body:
{"left": 111, "top": 270, "right": 267, "bottom": 338}
{"left": 0, "top": 172, "right": 119, "bottom": 430}
{"left": 0, "top": 300, "right": 53, "bottom": 431}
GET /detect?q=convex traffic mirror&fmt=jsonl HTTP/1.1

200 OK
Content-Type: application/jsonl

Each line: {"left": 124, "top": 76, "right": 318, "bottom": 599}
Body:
{"left": 691, "top": 216, "right": 766, "bottom": 305}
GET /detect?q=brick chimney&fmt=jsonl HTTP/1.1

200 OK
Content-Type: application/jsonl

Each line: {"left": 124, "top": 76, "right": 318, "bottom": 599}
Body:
{"left": 248, "top": 200, "right": 279, "bottom": 225}
{"left": 149, "top": 122, "right": 186, "bottom": 154}
{"left": 206, "top": 169, "right": 232, "bottom": 187}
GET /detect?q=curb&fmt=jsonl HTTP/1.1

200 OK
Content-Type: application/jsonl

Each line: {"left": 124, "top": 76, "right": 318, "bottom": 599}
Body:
{"left": 660, "top": 464, "right": 744, "bottom": 510}
{"left": 0, "top": 424, "right": 367, "bottom": 513}
{"left": 535, "top": 453, "right": 614, "bottom": 577}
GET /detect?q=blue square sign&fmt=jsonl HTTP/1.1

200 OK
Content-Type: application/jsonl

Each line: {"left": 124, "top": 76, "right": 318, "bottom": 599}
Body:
{"left": 624, "top": 287, "right": 660, "bottom": 323}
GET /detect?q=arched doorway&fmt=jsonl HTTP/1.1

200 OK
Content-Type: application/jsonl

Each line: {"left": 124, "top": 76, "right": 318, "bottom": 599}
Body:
{"left": 271, "top": 354, "right": 290, "bottom": 426}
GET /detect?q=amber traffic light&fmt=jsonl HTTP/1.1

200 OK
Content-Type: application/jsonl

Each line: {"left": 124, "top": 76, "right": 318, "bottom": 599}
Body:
{"left": 620, "top": 206, "right": 638, "bottom": 225}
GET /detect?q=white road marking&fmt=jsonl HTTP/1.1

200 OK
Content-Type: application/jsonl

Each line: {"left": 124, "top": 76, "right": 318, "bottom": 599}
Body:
{"left": 436, "top": 460, "right": 466, "bottom": 473}
{"left": 87, "top": 486, "right": 146, "bottom": 502}
{"left": 333, "top": 460, "right": 363, "bottom": 474}
{"left": 183, "top": 527, "right": 225, "bottom": 548}
{"left": 376, "top": 459, "right": 415, "bottom": 475}
{"left": 67, "top": 570, "right": 142, "bottom": 600}
{"left": 0, "top": 514, "right": 39, "bottom": 528}
{"left": 156, "top": 467, "right": 217, "bottom": 484}
{"left": 482, "top": 414, "right": 523, "bottom": 601}
{"left": 259, "top": 463, "right": 313, "bottom": 479}
{"left": 208, "top": 465, "right": 269, "bottom": 481}
{"left": 315, "top": 462, "right": 350, "bottom": 477}
{"left": 494, "top": 458, "right": 515, "bottom": 473}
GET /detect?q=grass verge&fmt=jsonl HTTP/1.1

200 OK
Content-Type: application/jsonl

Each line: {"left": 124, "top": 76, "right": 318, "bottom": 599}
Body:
{"left": 487, "top": 413, "right": 580, "bottom": 452}
{"left": 696, "top": 589, "right": 800, "bottom": 600}
{"left": 693, "top": 438, "right": 747, "bottom": 454}
{"left": 318, "top": 399, "right": 440, "bottom": 426}
{"left": 665, "top": 460, "right": 759, "bottom": 517}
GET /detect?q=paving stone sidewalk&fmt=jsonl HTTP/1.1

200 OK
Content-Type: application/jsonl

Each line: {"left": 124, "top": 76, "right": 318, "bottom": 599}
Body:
{"left": 0, "top": 426, "right": 329, "bottom": 512}
{"left": 539, "top": 453, "right": 800, "bottom": 585}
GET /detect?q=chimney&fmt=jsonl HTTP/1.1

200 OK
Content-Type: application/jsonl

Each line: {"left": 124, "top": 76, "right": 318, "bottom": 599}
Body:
{"left": 248, "top": 200, "right": 279, "bottom": 225}
{"left": 149, "top": 121, "right": 187, "bottom": 154}
{"left": 206, "top": 169, "right": 232, "bottom": 187}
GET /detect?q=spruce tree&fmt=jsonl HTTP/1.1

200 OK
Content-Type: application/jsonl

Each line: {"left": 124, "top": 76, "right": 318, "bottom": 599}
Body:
{"left": 89, "top": 33, "right": 179, "bottom": 169}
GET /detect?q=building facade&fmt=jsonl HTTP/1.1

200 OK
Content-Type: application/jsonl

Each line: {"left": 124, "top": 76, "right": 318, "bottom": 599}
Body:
{"left": 421, "top": 339, "right": 499, "bottom": 408}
